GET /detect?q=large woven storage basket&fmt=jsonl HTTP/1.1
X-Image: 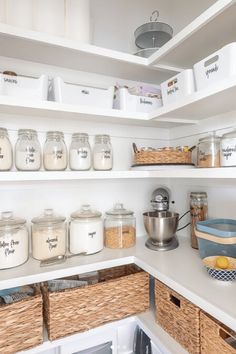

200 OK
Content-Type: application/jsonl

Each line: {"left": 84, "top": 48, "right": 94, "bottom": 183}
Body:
{"left": 201, "top": 311, "right": 236, "bottom": 354}
{"left": 155, "top": 279, "right": 200, "bottom": 354}
{"left": 0, "top": 285, "right": 43, "bottom": 354}
{"left": 42, "top": 265, "right": 149, "bottom": 340}
{"left": 134, "top": 149, "right": 192, "bottom": 165}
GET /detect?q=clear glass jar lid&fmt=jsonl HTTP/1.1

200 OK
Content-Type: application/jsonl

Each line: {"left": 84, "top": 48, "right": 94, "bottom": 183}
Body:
{"left": 94, "top": 134, "right": 110, "bottom": 143}
{"left": 18, "top": 129, "right": 37, "bottom": 136}
{"left": 46, "top": 131, "right": 64, "bottom": 139}
{"left": 105, "top": 203, "right": 134, "bottom": 217}
{"left": 198, "top": 133, "right": 220, "bottom": 143}
{"left": 71, "top": 204, "right": 102, "bottom": 219}
{"left": 0, "top": 127, "right": 8, "bottom": 136}
{"left": 31, "top": 209, "right": 66, "bottom": 225}
{"left": 72, "top": 133, "right": 89, "bottom": 139}
{"left": 0, "top": 211, "right": 26, "bottom": 228}
{"left": 190, "top": 192, "right": 207, "bottom": 199}
{"left": 221, "top": 129, "right": 236, "bottom": 139}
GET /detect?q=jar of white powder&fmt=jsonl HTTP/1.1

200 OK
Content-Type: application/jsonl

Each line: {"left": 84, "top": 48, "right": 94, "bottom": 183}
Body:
{"left": 43, "top": 131, "right": 68, "bottom": 170}
{"left": 0, "top": 127, "right": 13, "bottom": 171}
{"left": 15, "top": 129, "right": 41, "bottom": 171}
{"left": 69, "top": 133, "right": 91, "bottom": 170}
{"left": 0, "top": 211, "right": 29, "bottom": 269}
{"left": 93, "top": 134, "right": 113, "bottom": 170}
{"left": 31, "top": 209, "right": 66, "bottom": 261}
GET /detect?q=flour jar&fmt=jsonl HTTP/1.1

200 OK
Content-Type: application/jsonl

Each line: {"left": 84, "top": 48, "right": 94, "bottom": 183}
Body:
{"left": 15, "top": 129, "right": 41, "bottom": 171}
{"left": 69, "top": 205, "right": 103, "bottom": 255}
{"left": 43, "top": 131, "right": 68, "bottom": 171}
{"left": 93, "top": 134, "right": 113, "bottom": 170}
{"left": 31, "top": 209, "right": 66, "bottom": 261}
{"left": 220, "top": 130, "right": 236, "bottom": 166}
{"left": 0, "top": 127, "right": 13, "bottom": 171}
{"left": 69, "top": 133, "right": 91, "bottom": 170}
{"left": 0, "top": 211, "right": 29, "bottom": 269}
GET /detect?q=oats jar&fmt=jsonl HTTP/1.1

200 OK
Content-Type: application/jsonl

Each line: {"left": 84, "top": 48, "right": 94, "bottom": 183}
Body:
{"left": 0, "top": 127, "right": 13, "bottom": 171}
{"left": 69, "top": 133, "right": 91, "bottom": 170}
{"left": 15, "top": 129, "right": 41, "bottom": 170}
{"left": 43, "top": 131, "right": 68, "bottom": 170}
{"left": 197, "top": 133, "right": 220, "bottom": 168}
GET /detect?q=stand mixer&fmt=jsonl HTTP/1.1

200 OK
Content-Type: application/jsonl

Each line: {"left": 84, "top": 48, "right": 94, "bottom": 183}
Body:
{"left": 143, "top": 187, "right": 179, "bottom": 251}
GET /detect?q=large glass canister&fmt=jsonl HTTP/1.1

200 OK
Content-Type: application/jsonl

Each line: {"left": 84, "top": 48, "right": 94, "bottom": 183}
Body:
{"left": 69, "top": 133, "right": 92, "bottom": 170}
{"left": 197, "top": 133, "right": 220, "bottom": 168}
{"left": 190, "top": 192, "right": 208, "bottom": 249}
{"left": 104, "top": 203, "right": 136, "bottom": 249}
{"left": 43, "top": 131, "right": 68, "bottom": 171}
{"left": 31, "top": 209, "right": 66, "bottom": 260}
{"left": 0, "top": 127, "right": 13, "bottom": 171}
{"left": 93, "top": 134, "right": 113, "bottom": 170}
{"left": 0, "top": 211, "right": 29, "bottom": 269}
{"left": 15, "top": 129, "right": 41, "bottom": 170}
{"left": 220, "top": 129, "right": 236, "bottom": 166}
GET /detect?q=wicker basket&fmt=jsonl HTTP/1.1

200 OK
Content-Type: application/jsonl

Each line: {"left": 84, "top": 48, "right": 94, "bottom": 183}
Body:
{"left": 201, "top": 312, "right": 236, "bottom": 354}
{"left": 42, "top": 265, "right": 149, "bottom": 340}
{"left": 0, "top": 285, "right": 43, "bottom": 354}
{"left": 134, "top": 149, "right": 192, "bottom": 165}
{"left": 155, "top": 279, "right": 200, "bottom": 354}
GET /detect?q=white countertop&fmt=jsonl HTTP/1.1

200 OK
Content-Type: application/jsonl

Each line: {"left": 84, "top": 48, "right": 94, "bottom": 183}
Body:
{"left": 1, "top": 235, "right": 236, "bottom": 332}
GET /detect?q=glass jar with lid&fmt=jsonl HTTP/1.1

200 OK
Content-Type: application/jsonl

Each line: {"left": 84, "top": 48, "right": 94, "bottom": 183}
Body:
{"left": 197, "top": 133, "right": 220, "bottom": 168}
{"left": 69, "top": 204, "right": 103, "bottom": 255}
{"left": 104, "top": 203, "right": 136, "bottom": 249}
{"left": 15, "top": 129, "right": 41, "bottom": 170}
{"left": 93, "top": 134, "right": 113, "bottom": 170}
{"left": 0, "top": 211, "right": 29, "bottom": 269}
{"left": 69, "top": 133, "right": 91, "bottom": 170}
{"left": 220, "top": 129, "right": 236, "bottom": 166}
{"left": 43, "top": 131, "right": 68, "bottom": 170}
{"left": 0, "top": 127, "right": 13, "bottom": 171}
{"left": 31, "top": 209, "right": 66, "bottom": 260}
{"left": 190, "top": 192, "right": 208, "bottom": 249}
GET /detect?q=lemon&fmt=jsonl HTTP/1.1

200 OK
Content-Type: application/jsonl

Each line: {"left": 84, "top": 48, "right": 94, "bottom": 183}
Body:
{"left": 215, "top": 256, "right": 229, "bottom": 269}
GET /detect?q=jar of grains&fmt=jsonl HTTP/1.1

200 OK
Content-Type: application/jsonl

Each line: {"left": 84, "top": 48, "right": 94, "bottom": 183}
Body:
{"left": 0, "top": 211, "right": 29, "bottom": 269}
{"left": 190, "top": 192, "right": 208, "bottom": 249}
{"left": 0, "top": 127, "right": 13, "bottom": 171}
{"left": 197, "top": 133, "right": 220, "bottom": 168}
{"left": 104, "top": 203, "right": 136, "bottom": 249}
{"left": 15, "top": 129, "right": 41, "bottom": 170}
{"left": 43, "top": 131, "right": 68, "bottom": 170}
{"left": 93, "top": 134, "right": 113, "bottom": 170}
{"left": 31, "top": 209, "right": 66, "bottom": 260}
{"left": 69, "top": 133, "right": 91, "bottom": 170}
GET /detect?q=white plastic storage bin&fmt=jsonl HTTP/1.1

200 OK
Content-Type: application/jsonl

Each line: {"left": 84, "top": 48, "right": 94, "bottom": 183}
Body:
{"left": 0, "top": 73, "right": 48, "bottom": 101}
{"left": 161, "top": 69, "right": 195, "bottom": 106}
{"left": 52, "top": 77, "right": 114, "bottom": 109}
{"left": 194, "top": 42, "right": 236, "bottom": 91}
{"left": 113, "top": 87, "right": 162, "bottom": 113}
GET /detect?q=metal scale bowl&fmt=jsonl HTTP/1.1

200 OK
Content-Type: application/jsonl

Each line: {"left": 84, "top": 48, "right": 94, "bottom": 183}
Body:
{"left": 143, "top": 187, "right": 179, "bottom": 251}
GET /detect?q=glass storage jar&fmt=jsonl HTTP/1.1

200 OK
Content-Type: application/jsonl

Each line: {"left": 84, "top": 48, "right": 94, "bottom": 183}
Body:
{"left": 0, "top": 211, "right": 29, "bottom": 269}
{"left": 93, "top": 134, "right": 113, "bottom": 170}
{"left": 15, "top": 129, "right": 41, "bottom": 170}
{"left": 197, "top": 133, "right": 220, "bottom": 168}
{"left": 190, "top": 192, "right": 208, "bottom": 249}
{"left": 31, "top": 209, "right": 66, "bottom": 260}
{"left": 0, "top": 127, "right": 13, "bottom": 171}
{"left": 104, "top": 203, "right": 136, "bottom": 249}
{"left": 43, "top": 131, "right": 68, "bottom": 170}
{"left": 69, "top": 133, "right": 91, "bottom": 170}
{"left": 69, "top": 204, "right": 103, "bottom": 255}
{"left": 220, "top": 129, "right": 236, "bottom": 166}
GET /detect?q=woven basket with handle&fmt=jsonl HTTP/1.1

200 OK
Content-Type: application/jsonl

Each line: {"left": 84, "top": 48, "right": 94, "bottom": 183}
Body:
{"left": 133, "top": 148, "right": 192, "bottom": 165}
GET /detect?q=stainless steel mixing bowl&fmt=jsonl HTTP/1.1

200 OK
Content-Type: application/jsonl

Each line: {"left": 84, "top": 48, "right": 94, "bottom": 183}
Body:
{"left": 143, "top": 211, "right": 179, "bottom": 245}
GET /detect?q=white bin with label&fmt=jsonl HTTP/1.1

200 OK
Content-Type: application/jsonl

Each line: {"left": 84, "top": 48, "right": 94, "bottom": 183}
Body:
{"left": 52, "top": 77, "right": 114, "bottom": 109}
{"left": 194, "top": 42, "right": 236, "bottom": 91}
{"left": 161, "top": 69, "right": 195, "bottom": 106}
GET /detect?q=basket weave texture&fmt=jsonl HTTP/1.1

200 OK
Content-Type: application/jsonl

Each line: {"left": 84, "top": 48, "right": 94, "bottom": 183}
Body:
{"left": 201, "top": 312, "right": 236, "bottom": 354}
{"left": 155, "top": 279, "right": 200, "bottom": 354}
{"left": 134, "top": 150, "right": 192, "bottom": 165}
{"left": 0, "top": 285, "right": 43, "bottom": 354}
{"left": 42, "top": 265, "right": 149, "bottom": 341}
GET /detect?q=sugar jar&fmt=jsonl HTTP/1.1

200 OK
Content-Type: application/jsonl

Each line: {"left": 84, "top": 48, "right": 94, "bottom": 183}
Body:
{"left": 220, "top": 129, "right": 236, "bottom": 166}
{"left": 43, "top": 131, "right": 68, "bottom": 170}
{"left": 93, "top": 134, "right": 113, "bottom": 170}
{"left": 15, "top": 129, "right": 41, "bottom": 170}
{"left": 0, "top": 127, "right": 13, "bottom": 171}
{"left": 69, "top": 204, "right": 103, "bottom": 255}
{"left": 197, "top": 133, "right": 220, "bottom": 168}
{"left": 31, "top": 209, "right": 66, "bottom": 260}
{"left": 104, "top": 203, "right": 136, "bottom": 249}
{"left": 0, "top": 211, "right": 29, "bottom": 269}
{"left": 69, "top": 133, "right": 91, "bottom": 170}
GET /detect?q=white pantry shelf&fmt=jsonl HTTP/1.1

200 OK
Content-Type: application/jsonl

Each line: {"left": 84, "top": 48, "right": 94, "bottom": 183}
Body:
{"left": 149, "top": 0, "right": 236, "bottom": 70}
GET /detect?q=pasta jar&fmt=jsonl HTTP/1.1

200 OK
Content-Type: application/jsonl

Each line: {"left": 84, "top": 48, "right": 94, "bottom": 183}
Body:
{"left": 197, "top": 133, "right": 220, "bottom": 168}
{"left": 220, "top": 129, "right": 236, "bottom": 166}
{"left": 0, "top": 211, "right": 29, "bottom": 269}
{"left": 15, "top": 129, "right": 41, "bottom": 170}
{"left": 69, "top": 133, "right": 91, "bottom": 170}
{"left": 93, "top": 134, "right": 113, "bottom": 170}
{"left": 31, "top": 209, "right": 66, "bottom": 260}
{"left": 104, "top": 203, "right": 136, "bottom": 249}
{"left": 190, "top": 192, "right": 208, "bottom": 249}
{"left": 0, "top": 127, "right": 13, "bottom": 171}
{"left": 43, "top": 131, "right": 68, "bottom": 170}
